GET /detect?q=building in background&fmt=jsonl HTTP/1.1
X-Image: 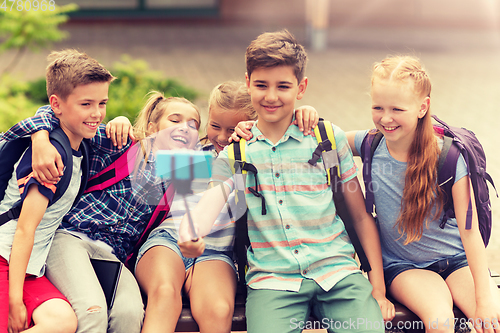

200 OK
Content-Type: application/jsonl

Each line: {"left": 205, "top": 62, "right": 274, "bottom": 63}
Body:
{"left": 63, "top": 0, "right": 499, "bottom": 29}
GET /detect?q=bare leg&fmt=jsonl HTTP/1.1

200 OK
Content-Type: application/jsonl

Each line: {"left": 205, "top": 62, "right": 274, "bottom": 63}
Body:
{"left": 135, "top": 246, "right": 186, "bottom": 333}
{"left": 389, "top": 269, "right": 455, "bottom": 333}
{"left": 29, "top": 298, "right": 77, "bottom": 333}
{"left": 185, "top": 260, "right": 237, "bottom": 333}
{"left": 446, "top": 266, "right": 500, "bottom": 332}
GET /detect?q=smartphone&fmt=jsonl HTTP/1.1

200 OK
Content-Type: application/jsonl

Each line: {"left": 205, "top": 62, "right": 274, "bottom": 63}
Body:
{"left": 155, "top": 150, "right": 213, "bottom": 180}
{"left": 90, "top": 258, "right": 122, "bottom": 309}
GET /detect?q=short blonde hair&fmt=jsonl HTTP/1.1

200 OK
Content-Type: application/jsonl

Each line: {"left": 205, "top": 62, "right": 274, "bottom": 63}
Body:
{"left": 46, "top": 49, "right": 115, "bottom": 100}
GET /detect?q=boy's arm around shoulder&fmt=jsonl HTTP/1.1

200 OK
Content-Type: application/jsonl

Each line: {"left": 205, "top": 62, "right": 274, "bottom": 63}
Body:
{"left": 31, "top": 130, "right": 64, "bottom": 184}
{"left": 1, "top": 105, "right": 58, "bottom": 142}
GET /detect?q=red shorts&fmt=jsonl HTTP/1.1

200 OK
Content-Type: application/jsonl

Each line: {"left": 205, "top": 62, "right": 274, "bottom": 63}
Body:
{"left": 0, "top": 256, "right": 70, "bottom": 330}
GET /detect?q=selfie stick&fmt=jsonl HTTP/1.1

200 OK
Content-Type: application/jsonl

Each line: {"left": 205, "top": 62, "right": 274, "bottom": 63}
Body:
{"left": 155, "top": 150, "right": 213, "bottom": 241}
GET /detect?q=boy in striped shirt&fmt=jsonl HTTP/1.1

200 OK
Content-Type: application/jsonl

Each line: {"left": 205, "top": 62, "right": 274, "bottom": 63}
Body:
{"left": 179, "top": 29, "right": 393, "bottom": 332}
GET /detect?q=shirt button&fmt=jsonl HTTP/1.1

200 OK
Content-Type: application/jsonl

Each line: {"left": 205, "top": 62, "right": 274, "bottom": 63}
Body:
{"left": 129, "top": 207, "right": 134, "bottom": 212}
{"left": 272, "top": 147, "right": 276, "bottom": 152}
{"left": 303, "top": 270, "right": 307, "bottom": 275}
{"left": 285, "top": 224, "right": 290, "bottom": 229}
{"left": 275, "top": 172, "right": 280, "bottom": 178}
{"left": 279, "top": 200, "right": 283, "bottom": 205}
{"left": 294, "top": 249, "right": 298, "bottom": 254}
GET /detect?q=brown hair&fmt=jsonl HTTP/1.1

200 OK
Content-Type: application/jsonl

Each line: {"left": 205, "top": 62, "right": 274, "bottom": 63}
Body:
{"left": 46, "top": 49, "right": 115, "bottom": 100}
{"left": 245, "top": 29, "right": 308, "bottom": 83}
{"left": 372, "top": 55, "right": 442, "bottom": 244}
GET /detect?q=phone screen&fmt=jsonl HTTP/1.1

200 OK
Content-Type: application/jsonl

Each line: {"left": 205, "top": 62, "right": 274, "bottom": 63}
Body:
{"left": 90, "top": 258, "right": 122, "bottom": 309}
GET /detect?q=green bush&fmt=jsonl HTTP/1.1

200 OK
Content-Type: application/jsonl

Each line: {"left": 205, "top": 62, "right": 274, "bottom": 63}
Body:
{"left": 106, "top": 55, "right": 198, "bottom": 123}
{"left": 0, "top": 55, "right": 198, "bottom": 132}
{"left": 0, "top": 75, "right": 39, "bottom": 132}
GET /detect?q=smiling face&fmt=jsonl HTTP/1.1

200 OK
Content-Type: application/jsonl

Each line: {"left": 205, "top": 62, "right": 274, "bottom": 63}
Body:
{"left": 50, "top": 81, "right": 109, "bottom": 150}
{"left": 148, "top": 101, "right": 200, "bottom": 150}
{"left": 246, "top": 65, "right": 307, "bottom": 140}
{"left": 207, "top": 106, "right": 249, "bottom": 153}
{"left": 371, "top": 78, "right": 429, "bottom": 150}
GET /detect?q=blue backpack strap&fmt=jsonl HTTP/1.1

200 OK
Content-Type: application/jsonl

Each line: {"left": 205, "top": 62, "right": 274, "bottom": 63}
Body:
{"left": 48, "top": 127, "right": 74, "bottom": 205}
{"left": 0, "top": 127, "right": 83, "bottom": 227}
{"left": 311, "top": 121, "right": 372, "bottom": 272}
{"left": 0, "top": 137, "right": 31, "bottom": 202}
{"left": 0, "top": 136, "right": 31, "bottom": 226}
{"left": 76, "top": 139, "right": 90, "bottom": 206}
{"left": 359, "top": 129, "right": 383, "bottom": 215}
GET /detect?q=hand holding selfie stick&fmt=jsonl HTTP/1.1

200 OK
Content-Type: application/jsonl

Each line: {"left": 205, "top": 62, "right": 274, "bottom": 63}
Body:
{"left": 155, "top": 150, "right": 213, "bottom": 242}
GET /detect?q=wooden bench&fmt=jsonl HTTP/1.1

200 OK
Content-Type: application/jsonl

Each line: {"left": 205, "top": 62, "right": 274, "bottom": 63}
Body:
{"left": 174, "top": 271, "right": 500, "bottom": 332}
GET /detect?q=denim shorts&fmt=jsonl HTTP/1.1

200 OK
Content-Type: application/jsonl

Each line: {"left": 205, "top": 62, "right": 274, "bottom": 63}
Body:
{"left": 384, "top": 253, "right": 469, "bottom": 287}
{"left": 136, "top": 228, "right": 236, "bottom": 273}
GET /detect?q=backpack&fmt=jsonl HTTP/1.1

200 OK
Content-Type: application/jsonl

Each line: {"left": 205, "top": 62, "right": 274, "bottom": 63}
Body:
{"left": 0, "top": 127, "right": 90, "bottom": 227}
{"left": 360, "top": 115, "right": 497, "bottom": 246}
{"left": 229, "top": 120, "right": 371, "bottom": 287}
{"left": 83, "top": 142, "right": 175, "bottom": 270}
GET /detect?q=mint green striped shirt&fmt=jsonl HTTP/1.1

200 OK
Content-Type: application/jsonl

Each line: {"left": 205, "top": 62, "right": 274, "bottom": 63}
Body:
{"left": 212, "top": 120, "right": 360, "bottom": 292}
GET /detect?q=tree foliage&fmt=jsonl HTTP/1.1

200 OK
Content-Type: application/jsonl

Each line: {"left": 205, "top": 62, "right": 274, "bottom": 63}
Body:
{"left": 0, "top": 2, "right": 78, "bottom": 73}
{"left": 0, "top": 55, "right": 199, "bottom": 132}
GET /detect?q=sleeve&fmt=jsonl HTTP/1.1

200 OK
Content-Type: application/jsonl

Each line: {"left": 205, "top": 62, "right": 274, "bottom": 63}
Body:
{"left": 209, "top": 148, "right": 236, "bottom": 192}
{"left": 332, "top": 124, "right": 359, "bottom": 183}
{"left": 15, "top": 141, "right": 69, "bottom": 205}
{"left": 88, "top": 124, "right": 132, "bottom": 158}
{"left": 354, "top": 129, "right": 370, "bottom": 155}
{"left": 0, "top": 105, "right": 59, "bottom": 141}
{"left": 454, "top": 153, "right": 468, "bottom": 183}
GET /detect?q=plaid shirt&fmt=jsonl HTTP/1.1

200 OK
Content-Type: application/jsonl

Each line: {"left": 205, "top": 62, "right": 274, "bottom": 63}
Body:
{"left": 1, "top": 105, "right": 166, "bottom": 261}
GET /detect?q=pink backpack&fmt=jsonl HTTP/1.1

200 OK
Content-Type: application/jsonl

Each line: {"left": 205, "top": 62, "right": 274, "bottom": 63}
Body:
{"left": 84, "top": 143, "right": 174, "bottom": 270}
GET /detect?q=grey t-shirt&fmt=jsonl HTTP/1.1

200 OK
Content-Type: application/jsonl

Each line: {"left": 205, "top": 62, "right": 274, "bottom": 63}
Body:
{"left": 355, "top": 130, "right": 468, "bottom": 269}
{"left": 0, "top": 147, "right": 82, "bottom": 277}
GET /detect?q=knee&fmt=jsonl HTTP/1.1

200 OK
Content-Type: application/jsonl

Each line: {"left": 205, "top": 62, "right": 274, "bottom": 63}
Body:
{"left": 109, "top": 293, "right": 144, "bottom": 332}
{"left": 424, "top": 314, "right": 455, "bottom": 333}
{"left": 193, "top": 297, "right": 234, "bottom": 323}
{"left": 42, "top": 307, "right": 78, "bottom": 333}
{"left": 209, "top": 299, "right": 234, "bottom": 321}
{"left": 147, "top": 283, "right": 182, "bottom": 308}
{"left": 76, "top": 303, "right": 109, "bottom": 331}
{"left": 56, "top": 312, "right": 78, "bottom": 333}
{"left": 112, "top": 296, "right": 144, "bottom": 320}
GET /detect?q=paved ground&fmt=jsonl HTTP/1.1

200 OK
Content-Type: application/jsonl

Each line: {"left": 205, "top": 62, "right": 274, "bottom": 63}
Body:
{"left": 3, "top": 19, "right": 500, "bottom": 293}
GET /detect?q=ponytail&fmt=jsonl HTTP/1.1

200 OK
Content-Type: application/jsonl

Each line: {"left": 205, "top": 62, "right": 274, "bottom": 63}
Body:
{"left": 372, "top": 56, "right": 443, "bottom": 244}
